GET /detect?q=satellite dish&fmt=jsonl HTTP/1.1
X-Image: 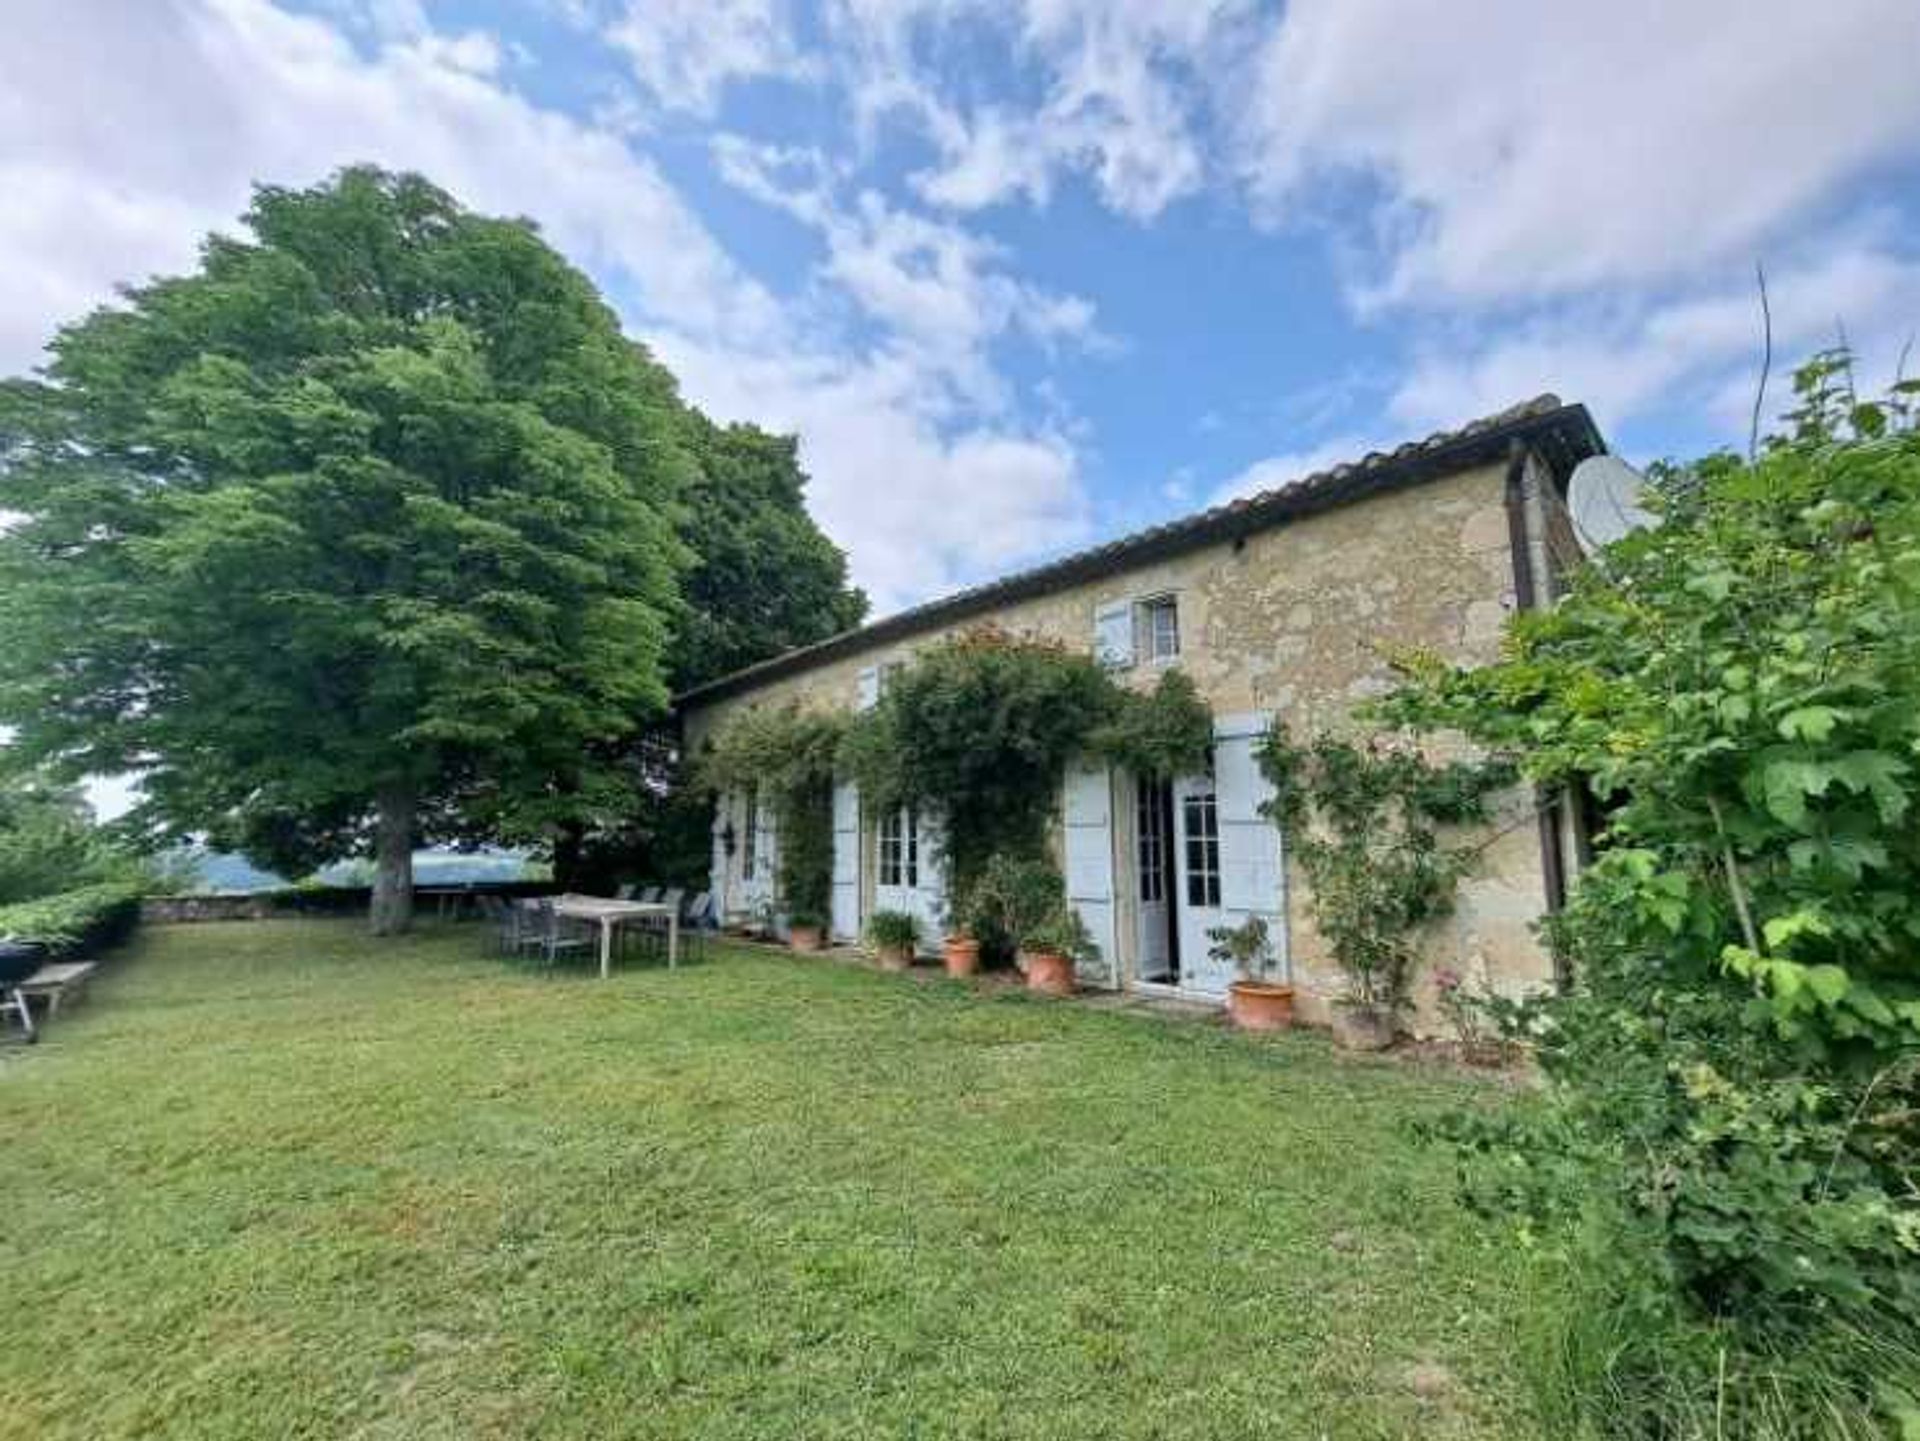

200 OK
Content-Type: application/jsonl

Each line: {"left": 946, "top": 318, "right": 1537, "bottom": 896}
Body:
{"left": 1567, "top": 454, "right": 1656, "bottom": 551}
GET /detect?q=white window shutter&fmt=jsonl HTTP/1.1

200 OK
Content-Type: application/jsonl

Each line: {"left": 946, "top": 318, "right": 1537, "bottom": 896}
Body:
{"left": 1062, "top": 757, "right": 1117, "bottom": 987}
{"left": 856, "top": 665, "right": 880, "bottom": 710}
{"left": 1094, "top": 600, "right": 1134, "bottom": 669}
{"left": 1213, "top": 712, "right": 1290, "bottom": 979}
{"left": 831, "top": 779, "right": 861, "bottom": 941}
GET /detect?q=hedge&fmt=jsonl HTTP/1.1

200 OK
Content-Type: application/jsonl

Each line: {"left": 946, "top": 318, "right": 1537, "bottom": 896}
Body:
{"left": 0, "top": 881, "right": 144, "bottom": 958}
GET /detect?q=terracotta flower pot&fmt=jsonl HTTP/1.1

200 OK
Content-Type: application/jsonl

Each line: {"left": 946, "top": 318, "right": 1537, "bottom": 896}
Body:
{"left": 1331, "top": 1002, "right": 1396, "bottom": 1052}
{"left": 942, "top": 935, "right": 981, "bottom": 978}
{"left": 1227, "top": 980, "right": 1296, "bottom": 1031}
{"left": 1025, "top": 950, "right": 1076, "bottom": 996}
{"left": 788, "top": 925, "right": 825, "bottom": 953}
{"left": 876, "top": 943, "right": 914, "bottom": 971}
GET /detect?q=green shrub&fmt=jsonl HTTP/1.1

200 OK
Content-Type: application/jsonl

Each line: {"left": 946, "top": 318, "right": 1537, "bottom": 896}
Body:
{"left": 962, "top": 854, "right": 1065, "bottom": 964}
{"left": 0, "top": 880, "right": 143, "bottom": 957}
{"left": 866, "top": 909, "right": 919, "bottom": 950}
{"left": 1392, "top": 354, "right": 1920, "bottom": 1435}
{"left": 1021, "top": 902, "right": 1096, "bottom": 964}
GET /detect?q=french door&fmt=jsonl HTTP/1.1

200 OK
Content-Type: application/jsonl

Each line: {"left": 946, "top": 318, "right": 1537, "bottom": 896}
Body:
{"left": 1172, "top": 773, "right": 1234, "bottom": 997}
{"left": 873, "top": 804, "right": 945, "bottom": 953}
{"left": 1133, "top": 775, "right": 1175, "bottom": 983}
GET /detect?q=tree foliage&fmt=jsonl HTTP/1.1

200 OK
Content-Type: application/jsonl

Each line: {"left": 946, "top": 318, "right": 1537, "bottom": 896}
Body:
{"left": 0, "top": 774, "right": 145, "bottom": 905}
{"left": 1390, "top": 354, "right": 1920, "bottom": 1432}
{"left": 669, "top": 415, "right": 867, "bottom": 691}
{"left": 0, "top": 168, "right": 691, "bottom": 930}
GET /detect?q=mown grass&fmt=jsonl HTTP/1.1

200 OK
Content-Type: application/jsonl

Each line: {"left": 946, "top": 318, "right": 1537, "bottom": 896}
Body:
{"left": 3, "top": 920, "right": 1547, "bottom": 1439}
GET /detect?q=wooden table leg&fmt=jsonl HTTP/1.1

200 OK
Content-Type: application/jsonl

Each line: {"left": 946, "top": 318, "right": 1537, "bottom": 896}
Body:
{"left": 668, "top": 911, "right": 679, "bottom": 969}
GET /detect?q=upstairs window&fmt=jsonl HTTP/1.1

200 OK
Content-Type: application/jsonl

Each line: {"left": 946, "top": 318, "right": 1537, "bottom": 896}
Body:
{"left": 1139, "top": 595, "right": 1180, "bottom": 663}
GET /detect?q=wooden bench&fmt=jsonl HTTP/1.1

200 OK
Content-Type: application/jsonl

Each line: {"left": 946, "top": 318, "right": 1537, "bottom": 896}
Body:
{"left": 18, "top": 961, "right": 99, "bottom": 1017}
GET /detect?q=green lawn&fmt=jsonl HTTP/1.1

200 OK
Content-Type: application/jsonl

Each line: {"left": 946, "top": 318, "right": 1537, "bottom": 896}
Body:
{"left": 2, "top": 920, "right": 1548, "bottom": 1439}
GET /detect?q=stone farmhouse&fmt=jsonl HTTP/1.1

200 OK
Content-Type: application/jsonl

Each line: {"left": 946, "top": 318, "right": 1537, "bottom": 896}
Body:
{"left": 674, "top": 397, "right": 1603, "bottom": 1030}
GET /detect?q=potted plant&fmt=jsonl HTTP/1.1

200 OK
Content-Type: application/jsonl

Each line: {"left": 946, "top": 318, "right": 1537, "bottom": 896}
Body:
{"left": 787, "top": 908, "right": 827, "bottom": 953}
{"left": 938, "top": 889, "right": 982, "bottom": 976}
{"left": 1207, "top": 917, "right": 1294, "bottom": 1031}
{"left": 1020, "top": 903, "right": 1094, "bottom": 996}
{"left": 1257, "top": 722, "right": 1509, "bottom": 1054}
{"left": 867, "top": 909, "right": 920, "bottom": 971}
{"left": 1331, "top": 971, "right": 1401, "bottom": 1052}
{"left": 969, "top": 855, "right": 1065, "bottom": 973}
{"left": 939, "top": 929, "right": 981, "bottom": 976}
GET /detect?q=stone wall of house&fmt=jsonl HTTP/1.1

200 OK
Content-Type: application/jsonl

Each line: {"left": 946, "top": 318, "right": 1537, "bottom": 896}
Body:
{"left": 682, "top": 457, "right": 1566, "bottom": 1033}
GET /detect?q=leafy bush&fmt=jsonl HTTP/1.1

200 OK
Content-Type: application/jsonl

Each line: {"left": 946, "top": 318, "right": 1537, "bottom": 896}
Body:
{"left": 1206, "top": 915, "right": 1276, "bottom": 983}
{"left": 0, "top": 776, "right": 148, "bottom": 905}
{"left": 1089, "top": 669, "right": 1215, "bottom": 779}
{"left": 1020, "top": 903, "right": 1097, "bottom": 964}
{"left": 0, "top": 880, "right": 143, "bottom": 957}
{"left": 866, "top": 909, "right": 920, "bottom": 951}
{"left": 962, "top": 854, "right": 1066, "bottom": 963}
{"left": 1392, "top": 354, "right": 1920, "bottom": 1435}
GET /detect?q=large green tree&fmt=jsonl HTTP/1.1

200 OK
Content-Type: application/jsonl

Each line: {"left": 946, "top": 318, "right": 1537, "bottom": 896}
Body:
{"left": 669, "top": 413, "right": 866, "bottom": 691}
{"left": 551, "top": 414, "right": 868, "bottom": 893}
{"left": 0, "top": 168, "right": 691, "bottom": 932}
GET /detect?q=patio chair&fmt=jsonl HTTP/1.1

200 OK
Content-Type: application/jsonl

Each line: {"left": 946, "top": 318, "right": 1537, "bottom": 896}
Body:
{"left": 614, "top": 883, "right": 636, "bottom": 900}
{"left": 525, "top": 898, "right": 593, "bottom": 967}
{"left": 679, "top": 892, "right": 716, "bottom": 963}
{"left": 625, "top": 887, "right": 686, "bottom": 965}
{"left": 478, "top": 895, "right": 521, "bottom": 955}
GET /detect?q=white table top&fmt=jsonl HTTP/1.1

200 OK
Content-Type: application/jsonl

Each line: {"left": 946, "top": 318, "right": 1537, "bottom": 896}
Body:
{"left": 550, "top": 895, "right": 676, "bottom": 920}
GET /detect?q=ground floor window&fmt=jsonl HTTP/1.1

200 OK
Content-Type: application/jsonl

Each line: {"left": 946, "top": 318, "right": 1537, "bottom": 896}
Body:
{"left": 1183, "top": 787, "right": 1220, "bottom": 907}
{"left": 743, "top": 785, "right": 760, "bottom": 878}
{"left": 879, "top": 805, "right": 919, "bottom": 888}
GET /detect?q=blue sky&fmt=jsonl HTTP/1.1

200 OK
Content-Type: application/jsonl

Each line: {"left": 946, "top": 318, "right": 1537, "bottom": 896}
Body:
{"left": 7, "top": 0, "right": 1920, "bottom": 615}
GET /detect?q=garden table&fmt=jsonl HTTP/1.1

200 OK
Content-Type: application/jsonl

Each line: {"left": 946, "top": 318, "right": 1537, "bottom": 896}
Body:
{"left": 551, "top": 895, "right": 678, "bottom": 978}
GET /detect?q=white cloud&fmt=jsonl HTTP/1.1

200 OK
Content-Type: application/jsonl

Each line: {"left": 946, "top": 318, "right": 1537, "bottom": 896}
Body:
{"left": 654, "top": 333, "right": 1090, "bottom": 610}
{"left": 605, "top": 0, "right": 815, "bottom": 116}
{"left": 0, "top": 0, "right": 1102, "bottom": 616}
{"left": 826, "top": 0, "right": 1247, "bottom": 221}
{"left": 1388, "top": 240, "right": 1920, "bottom": 442}
{"left": 1211, "top": 433, "right": 1396, "bottom": 507}
{"left": 712, "top": 134, "right": 1104, "bottom": 406}
{"left": 1235, "top": 0, "right": 1920, "bottom": 306}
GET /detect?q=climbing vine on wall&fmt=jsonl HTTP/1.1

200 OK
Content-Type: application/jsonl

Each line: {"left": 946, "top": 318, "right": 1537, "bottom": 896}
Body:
{"left": 1257, "top": 720, "right": 1512, "bottom": 1011}
{"left": 837, "top": 626, "right": 1213, "bottom": 910}
{"left": 698, "top": 705, "right": 845, "bottom": 925}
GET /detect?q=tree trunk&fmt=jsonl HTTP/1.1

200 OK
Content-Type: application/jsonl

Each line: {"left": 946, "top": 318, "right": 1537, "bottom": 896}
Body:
{"left": 369, "top": 786, "right": 415, "bottom": 936}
